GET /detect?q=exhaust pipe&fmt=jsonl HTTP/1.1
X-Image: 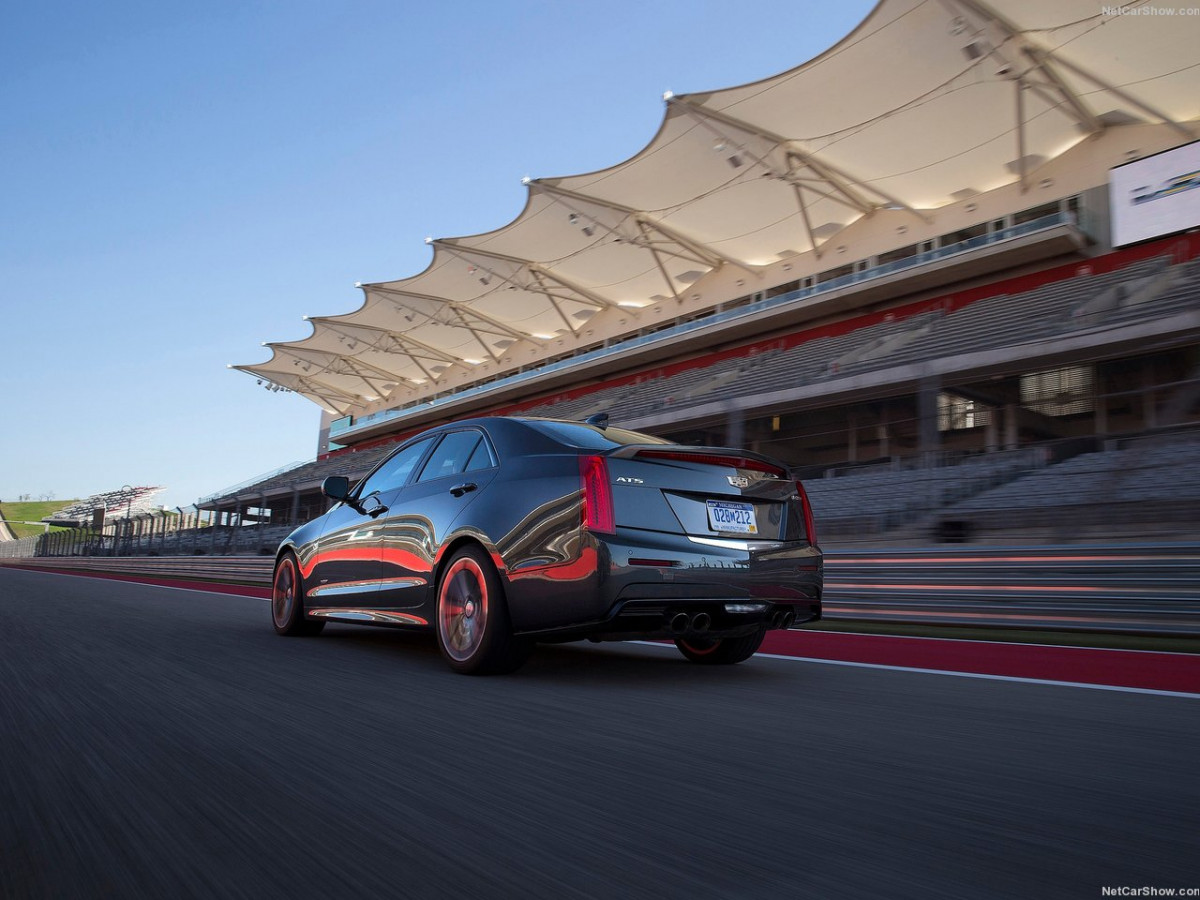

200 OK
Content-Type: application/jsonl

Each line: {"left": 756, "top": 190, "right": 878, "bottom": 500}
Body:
{"left": 769, "top": 609, "right": 796, "bottom": 629}
{"left": 668, "top": 612, "right": 690, "bottom": 634}
{"left": 692, "top": 612, "right": 711, "bottom": 634}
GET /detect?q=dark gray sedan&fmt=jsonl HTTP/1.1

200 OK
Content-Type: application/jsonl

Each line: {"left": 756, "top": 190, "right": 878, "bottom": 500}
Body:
{"left": 271, "top": 416, "right": 822, "bottom": 674}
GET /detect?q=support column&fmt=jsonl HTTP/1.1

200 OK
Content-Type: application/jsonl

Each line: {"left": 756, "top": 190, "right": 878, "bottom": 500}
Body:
{"left": 918, "top": 376, "right": 941, "bottom": 462}
{"left": 1004, "top": 403, "right": 1020, "bottom": 450}
{"left": 231, "top": 503, "right": 242, "bottom": 553}
{"left": 1143, "top": 362, "right": 1158, "bottom": 429}
{"left": 725, "top": 406, "right": 744, "bottom": 450}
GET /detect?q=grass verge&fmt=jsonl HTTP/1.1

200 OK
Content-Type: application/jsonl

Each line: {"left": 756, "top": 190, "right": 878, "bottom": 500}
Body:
{"left": 0, "top": 501, "right": 79, "bottom": 539}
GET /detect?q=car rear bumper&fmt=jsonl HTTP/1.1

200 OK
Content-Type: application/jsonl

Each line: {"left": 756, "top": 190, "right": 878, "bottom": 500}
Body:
{"left": 505, "top": 526, "right": 822, "bottom": 638}
{"left": 520, "top": 597, "right": 822, "bottom": 643}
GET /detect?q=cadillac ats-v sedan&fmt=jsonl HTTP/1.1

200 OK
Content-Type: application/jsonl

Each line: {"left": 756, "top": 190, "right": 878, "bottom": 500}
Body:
{"left": 271, "top": 416, "right": 822, "bottom": 674}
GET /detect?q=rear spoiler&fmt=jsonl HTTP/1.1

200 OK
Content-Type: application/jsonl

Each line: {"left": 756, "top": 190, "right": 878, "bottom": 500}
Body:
{"left": 607, "top": 444, "right": 789, "bottom": 477}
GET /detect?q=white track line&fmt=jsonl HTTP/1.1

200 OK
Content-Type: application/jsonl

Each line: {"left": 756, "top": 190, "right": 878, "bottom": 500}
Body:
{"left": 632, "top": 641, "right": 1200, "bottom": 699}
{"left": 755, "top": 651, "right": 1200, "bottom": 699}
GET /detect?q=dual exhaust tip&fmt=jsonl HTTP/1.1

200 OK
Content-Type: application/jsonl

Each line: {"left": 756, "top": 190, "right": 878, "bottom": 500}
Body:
{"left": 665, "top": 608, "right": 795, "bottom": 634}
{"left": 667, "top": 612, "right": 711, "bottom": 634}
{"left": 771, "top": 609, "right": 796, "bottom": 630}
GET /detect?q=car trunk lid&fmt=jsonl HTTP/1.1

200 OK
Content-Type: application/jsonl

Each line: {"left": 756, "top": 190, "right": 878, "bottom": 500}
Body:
{"left": 599, "top": 445, "right": 813, "bottom": 543}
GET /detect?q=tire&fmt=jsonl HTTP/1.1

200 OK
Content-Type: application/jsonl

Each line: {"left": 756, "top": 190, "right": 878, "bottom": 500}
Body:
{"left": 435, "top": 545, "right": 531, "bottom": 675}
{"left": 271, "top": 552, "right": 325, "bottom": 636}
{"left": 675, "top": 627, "right": 766, "bottom": 665}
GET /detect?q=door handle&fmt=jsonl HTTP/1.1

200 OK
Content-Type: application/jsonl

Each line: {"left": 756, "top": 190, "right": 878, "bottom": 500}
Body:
{"left": 449, "top": 482, "right": 477, "bottom": 497}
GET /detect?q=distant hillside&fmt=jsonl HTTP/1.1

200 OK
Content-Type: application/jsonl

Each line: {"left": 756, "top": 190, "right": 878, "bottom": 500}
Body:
{"left": 0, "top": 501, "right": 80, "bottom": 539}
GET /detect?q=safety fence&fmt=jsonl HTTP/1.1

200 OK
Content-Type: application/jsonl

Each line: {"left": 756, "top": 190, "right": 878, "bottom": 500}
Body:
{"left": 0, "top": 520, "right": 290, "bottom": 559}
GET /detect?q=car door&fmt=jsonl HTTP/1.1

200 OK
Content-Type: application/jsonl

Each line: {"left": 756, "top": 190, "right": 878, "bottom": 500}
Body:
{"left": 375, "top": 428, "right": 500, "bottom": 610}
{"left": 305, "top": 437, "right": 435, "bottom": 608}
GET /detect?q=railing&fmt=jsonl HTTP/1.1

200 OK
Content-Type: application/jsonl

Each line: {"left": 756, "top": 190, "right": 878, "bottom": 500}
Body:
{"left": 333, "top": 212, "right": 1081, "bottom": 439}
{"left": 824, "top": 543, "right": 1200, "bottom": 635}
{"left": 0, "top": 535, "right": 40, "bottom": 559}
{"left": 197, "top": 459, "right": 309, "bottom": 506}
{"left": 0, "top": 511, "right": 288, "bottom": 560}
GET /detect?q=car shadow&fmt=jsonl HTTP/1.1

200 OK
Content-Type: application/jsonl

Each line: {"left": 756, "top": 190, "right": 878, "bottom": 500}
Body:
{"left": 315, "top": 623, "right": 791, "bottom": 686}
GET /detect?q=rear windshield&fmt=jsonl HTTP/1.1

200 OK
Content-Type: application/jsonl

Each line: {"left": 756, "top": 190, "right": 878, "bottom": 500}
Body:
{"left": 525, "top": 420, "right": 673, "bottom": 450}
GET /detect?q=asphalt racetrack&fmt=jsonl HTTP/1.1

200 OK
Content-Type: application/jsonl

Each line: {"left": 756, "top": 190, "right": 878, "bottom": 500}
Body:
{"left": 2, "top": 568, "right": 1197, "bottom": 900}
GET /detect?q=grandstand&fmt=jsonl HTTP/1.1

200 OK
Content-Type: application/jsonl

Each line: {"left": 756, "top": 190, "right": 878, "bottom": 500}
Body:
{"left": 205, "top": 2, "right": 1200, "bottom": 544}
{"left": 44, "top": 486, "right": 164, "bottom": 527}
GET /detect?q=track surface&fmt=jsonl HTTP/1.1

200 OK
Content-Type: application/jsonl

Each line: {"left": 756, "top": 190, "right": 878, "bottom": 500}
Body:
{"left": 2, "top": 568, "right": 1197, "bottom": 900}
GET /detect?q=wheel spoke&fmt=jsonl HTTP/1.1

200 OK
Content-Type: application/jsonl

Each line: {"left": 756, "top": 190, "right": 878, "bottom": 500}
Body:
{"left": 451, "top": 612, "right": 472, "bottom": 651}
{"left": 273, "top": 563, "right": 295, "bottom": 626}
{"left": 439, "top": 559, "right": 489, "bottom": 662}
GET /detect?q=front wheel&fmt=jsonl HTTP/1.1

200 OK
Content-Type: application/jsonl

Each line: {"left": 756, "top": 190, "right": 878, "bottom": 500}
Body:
{"left": 675, "top": 627, "right": 765, "bottom": 665}
{"left": 271, "top": 552, "right": 325, "bottom": 636}
{"left": 436, "top": 545, "right": 531, "bottom": 675}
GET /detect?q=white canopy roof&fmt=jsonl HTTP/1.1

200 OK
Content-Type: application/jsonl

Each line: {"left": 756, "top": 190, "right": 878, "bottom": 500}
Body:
{"left": 237, "top": 0, "right": 1200, "bottom": 414}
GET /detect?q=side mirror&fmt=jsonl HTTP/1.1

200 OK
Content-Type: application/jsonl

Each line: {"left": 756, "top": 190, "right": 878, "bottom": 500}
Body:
{"left": 322, "top": 475, "right": 353, "bottom": 502}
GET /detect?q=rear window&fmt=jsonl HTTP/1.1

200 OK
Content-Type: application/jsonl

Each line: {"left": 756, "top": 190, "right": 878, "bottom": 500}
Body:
{"left": 525, "top": 420, "right": 673, "bottom": 450}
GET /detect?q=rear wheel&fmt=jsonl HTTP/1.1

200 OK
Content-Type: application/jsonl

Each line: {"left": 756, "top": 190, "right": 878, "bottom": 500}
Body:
{"left": 271, "top": 552, "right": 325, "bottom": 636}
{"left": 436, "top": 545, "right": 531, "bottom": 675}
{"left": 675, "top": 627, "right": 766, "bottom": 665}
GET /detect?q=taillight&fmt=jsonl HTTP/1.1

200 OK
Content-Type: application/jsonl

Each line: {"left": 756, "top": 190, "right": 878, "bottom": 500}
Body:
{"left": 795, "top": 479, "right": 818, "bottom": 546}
{"left": 579, "top": 454, "right": 615, "bottom": 534}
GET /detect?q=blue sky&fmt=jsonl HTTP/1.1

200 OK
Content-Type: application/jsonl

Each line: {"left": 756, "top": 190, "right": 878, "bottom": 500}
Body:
{"left": 1, "top": 0, "right": 873, "bottom": 509}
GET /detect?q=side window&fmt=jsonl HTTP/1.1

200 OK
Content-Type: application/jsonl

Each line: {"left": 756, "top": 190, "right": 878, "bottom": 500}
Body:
{"left": 358, "top": 438, "right": 434, "bottom": 497}
{"left": 416, "top": 430, "right": 485, "bottom": 483}
{"left": 463, "top": 435, "right": 497, "bottom": 473}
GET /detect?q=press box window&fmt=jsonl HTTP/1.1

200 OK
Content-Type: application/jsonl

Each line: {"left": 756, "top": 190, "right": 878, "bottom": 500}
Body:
{"left": 1021, "top": 366, "right": 1094, "bottom": 417}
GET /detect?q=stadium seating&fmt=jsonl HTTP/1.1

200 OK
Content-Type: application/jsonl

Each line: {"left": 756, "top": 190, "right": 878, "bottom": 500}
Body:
{"left": 804, "top": 448, "right": 1047, "bottom": 536}
{"left": 951, "top": 433, "right": 1200, "bottom": 512}
{"left": 520, "top": 254, "right": 1189, "bottom": 425}
{"left": 794, "top": 427, "right": 1200, "bottom": 541}
{"left": 45, "top": 486, "right": 164, "bottom": 526}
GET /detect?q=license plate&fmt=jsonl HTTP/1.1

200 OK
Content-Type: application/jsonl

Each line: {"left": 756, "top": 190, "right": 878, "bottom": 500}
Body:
{"left": 706, "top": 500, "right": 757, "bottom": 535}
